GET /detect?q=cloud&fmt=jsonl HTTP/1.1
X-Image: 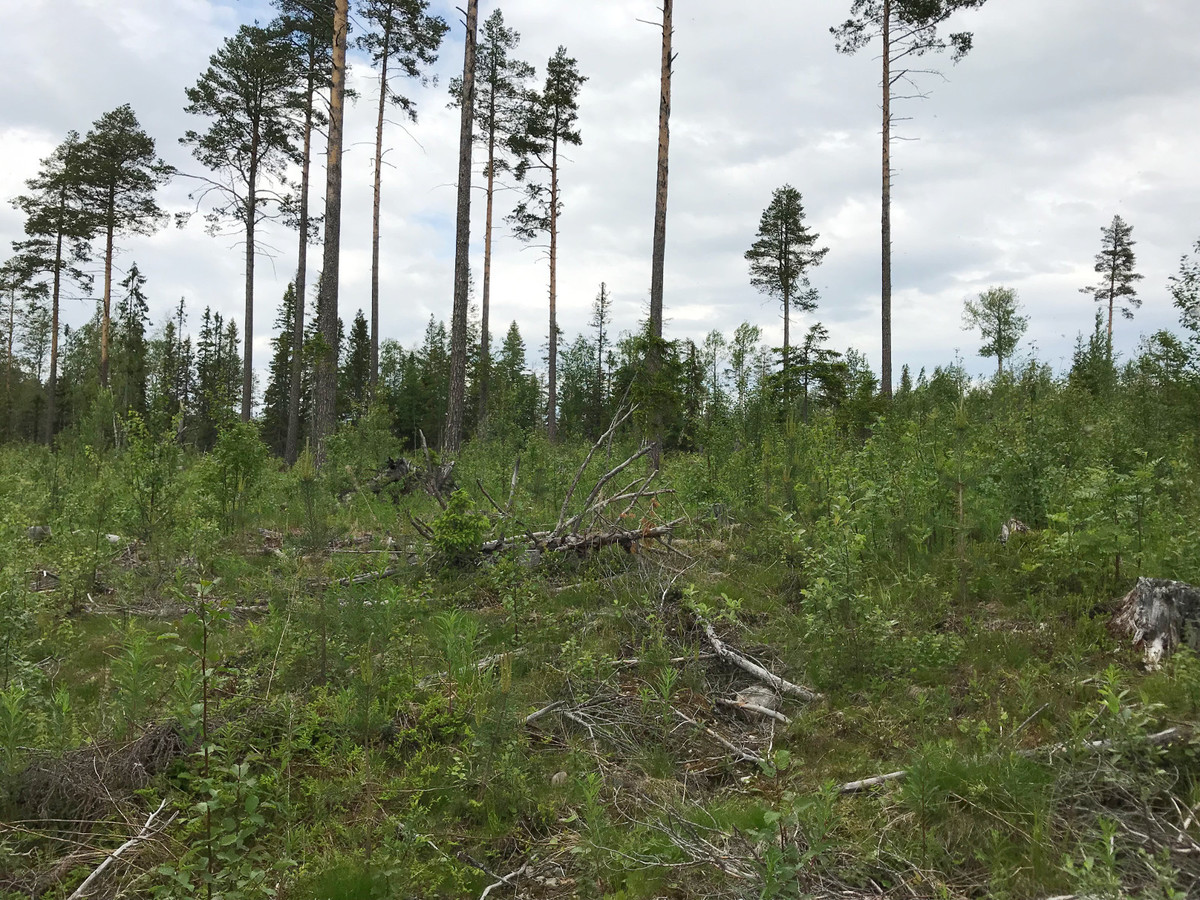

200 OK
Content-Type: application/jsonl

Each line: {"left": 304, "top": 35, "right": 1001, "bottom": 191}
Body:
{"left": 1, "top": 0, "right": 1198, "bottom": 401}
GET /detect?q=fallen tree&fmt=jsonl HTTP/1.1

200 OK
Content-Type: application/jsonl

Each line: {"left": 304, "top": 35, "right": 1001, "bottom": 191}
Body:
{"left": 339, "top": 430, "right": 455, "bottom": 504}
{"left": 408, "top": 406, "right": 686, "bottom": 562}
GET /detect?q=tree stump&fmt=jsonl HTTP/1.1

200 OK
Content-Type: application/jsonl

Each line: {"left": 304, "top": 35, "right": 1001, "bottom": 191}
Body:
{"left": 1112, "top": 577, "right": 1200, "bottom": 667}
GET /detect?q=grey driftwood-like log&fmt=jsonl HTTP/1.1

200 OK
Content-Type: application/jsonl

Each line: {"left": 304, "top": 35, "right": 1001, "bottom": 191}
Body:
{"left": 702, "top": 622, "right": 823, "bottom": 702}
{"left": 1112, "top": 577, "right": 1200, "bottom": 667}
{"left": 716, "top": 697, "right": 792, "bottom": 725}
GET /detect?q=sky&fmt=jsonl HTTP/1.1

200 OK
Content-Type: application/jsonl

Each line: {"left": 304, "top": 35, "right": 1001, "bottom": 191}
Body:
{"left": 2, "top": 0, "right": 1199, "bottom": 398}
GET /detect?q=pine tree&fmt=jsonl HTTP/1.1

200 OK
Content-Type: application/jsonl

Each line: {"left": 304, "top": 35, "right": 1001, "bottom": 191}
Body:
{"left": 745, "top": 185, "right": 827, "bottom": 391}
{"left": 312, "top": 0, "right": 350, "bottom": 466}
{"left": 183, "top": 23, "right": 301, "bottom": 422}
{"left": 445, "top": 0, "right": 477, "bottom": 452}
{"left": 450, "top": 8, "right": 536, "bottom": 424}
{"left": 11, "top": 133, "right": 96, "bottom": 442}
{"left": 833, "top": 0, "right": 988, "bottom": 398}
{"left": 1080, "top": 214, "right": 1143, "bottom": 351}
{"left": 273, "top": 0, "right": 334, "bottom": 463}
{"left": 78, "top": 105, "right": 171, "bottom": 389}
{"left": 358, "top": 0, "right": 448, "bottom": 391}
{"left": 508, "top": 47, "right": 586, "bottom": 441}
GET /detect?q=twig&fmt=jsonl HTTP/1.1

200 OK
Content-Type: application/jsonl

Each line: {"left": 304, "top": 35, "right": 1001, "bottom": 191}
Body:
{"left": 716, "top": 697, "right": 792, "bottom": 725}
{"left": 66, "top": 800, "right": 173, "bottom": 900}
{"left": 524, "top": 701, "right": 564, "bottom": 725}
{"left": 565, "top": 442, "right": 657, "bottom": 535}
{"left": 671, "top": 707, "right": 764, "bottom": 765}
{"left": 702, "top": 622, "right": 822, "bottom": 702}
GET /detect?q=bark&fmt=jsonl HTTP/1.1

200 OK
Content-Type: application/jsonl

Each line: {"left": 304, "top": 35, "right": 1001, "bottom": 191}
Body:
{"left": 648, "top": 0, "right": 672, "bottom": 343}
{"left": 445, "top": 0, "right": 478, "bottom": 453}
{"left": 285, "top": 55, "right": 317, "bottom": 464}
{"left": 547, "top": 128, "right": 559, "bottom": 442}
{"left": 242, "top": 150, "right": 257, "bottom": 422}
{"left": 370, "top": 19, "right": 392, "bottom": 393}
{"left": 312, "top": 0, "right": 348, "bottom": 467}
{"left": 479, "top": 88, "right": 496, "bottom": 426}
{"left": 880, "top": 0, "right": 893, "bottom": 400}
{"left": 99, "top": 194, "right": 115, "bottom": 388}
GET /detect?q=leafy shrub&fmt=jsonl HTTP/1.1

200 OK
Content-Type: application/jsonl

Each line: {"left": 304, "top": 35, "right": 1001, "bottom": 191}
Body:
{"left": 430, "top": 490, "right": 488, "bottom": 567}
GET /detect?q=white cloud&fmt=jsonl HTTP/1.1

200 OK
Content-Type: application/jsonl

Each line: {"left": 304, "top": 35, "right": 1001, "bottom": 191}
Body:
{"left": 2, "top": 0, "right": 1198, "bottom": 397}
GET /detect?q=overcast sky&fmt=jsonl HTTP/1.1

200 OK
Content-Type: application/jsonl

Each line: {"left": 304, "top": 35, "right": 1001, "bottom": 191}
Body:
{"left": 3, "top": 0, "right": 1198, "bottom": 395}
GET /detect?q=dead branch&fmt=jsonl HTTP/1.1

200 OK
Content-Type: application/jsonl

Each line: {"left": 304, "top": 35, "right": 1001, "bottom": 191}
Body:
{"left": 671, "top": 707, "right": 765, "bottom": 766}
{"left": 524, "top": 701, "right": 565, "bottom": 726}
{"left": 716, "top": 697, "right": 792, "bottom": 725}
{"left": 564, "top": 442, "right": 657, "bottom": 535}
{"left": 334, "top": 567, "right": 402, "bottom": 587}
{"left": 555, "top": 405, "right": 636, "bottom": 534}
{"left": 419, "top": 429, "right": 450, "bottom": 510}
{"left": 65, "top": 799, "right": 174, "bottom": 900}
{"left": 702, "top": 622, "right": 822, "bottom": 702}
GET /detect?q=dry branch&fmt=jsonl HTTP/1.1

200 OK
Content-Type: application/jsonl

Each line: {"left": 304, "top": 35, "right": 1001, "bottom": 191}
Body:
{"left": 65, "top": 799, "right": 173, "bottom": 900}
{"left": 671, "top": 707, "right": 765, "bottom": 766}
{"left": 716, "top": 697, "right": 792, "bottom": 725}
{"left": 702, "top": 622, "right": 822, "bottom": 702}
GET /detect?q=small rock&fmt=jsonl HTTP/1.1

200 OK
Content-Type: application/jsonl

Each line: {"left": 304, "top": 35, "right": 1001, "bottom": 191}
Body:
{"left": 550, "top": 771, "right": 568, "bottom": 787}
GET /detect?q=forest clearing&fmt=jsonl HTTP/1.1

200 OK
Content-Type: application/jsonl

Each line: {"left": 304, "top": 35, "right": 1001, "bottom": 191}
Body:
{"left": 2, "top": 0, "right": 1200, "bottom": 897}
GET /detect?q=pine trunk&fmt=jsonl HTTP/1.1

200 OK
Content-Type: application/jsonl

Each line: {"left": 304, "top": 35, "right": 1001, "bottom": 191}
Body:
{"left": 313, "top": 0, "right": 348, "bottom": 466}
{"left": 649, "top": 0, "right": 671, "bottom": 341}
{"left": 285, "top": 56, "right": 316, "bottom": 465}
{"left": 479, "top": 93, "right": 496, "bottom": 427}
{"left": 370, "top": 21, "right": 391, "bottom": 393}
{"left": 45, "top": 208, "right": 65, "bottom": 444}
{"left": 243, "top": 166, "right": 257, "bottom": 422}
{"left": 445, "top": 0, "right": 478, "bottom": 454}
{"left": 880, "top": 0, "right": 893, "bottom": 400}
{"left": 99, "top": 193, "right": 114, "bottom": 389}
{"left": 547, "top": 133, "right": 559, "bottom": 443}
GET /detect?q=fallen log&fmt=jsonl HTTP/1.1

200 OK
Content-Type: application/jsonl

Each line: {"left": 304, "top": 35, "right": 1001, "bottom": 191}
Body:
{"left": 716, "top": 697, "right": 792, "bottom": 725}
{"left": 702, "top": 622, "right": 822, "bottom": 702}
{"left": 1112, "top": 577, "right": 1200, "bottom": 667}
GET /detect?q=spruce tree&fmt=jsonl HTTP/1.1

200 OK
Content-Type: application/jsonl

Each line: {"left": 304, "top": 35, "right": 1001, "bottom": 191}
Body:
{"left": 262, "top": 284, "right": 298, "bottom": 454}
{"left": 339, "top": 309, "right": 371, "bottom": 422}
{"left": 113, "top": 262, "right": 151, "bottom": 417}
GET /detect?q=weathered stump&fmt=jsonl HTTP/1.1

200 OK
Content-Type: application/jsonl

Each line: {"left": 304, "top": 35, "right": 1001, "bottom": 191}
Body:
{"left": 1112, "top": 577, "right": 1200, "bottom": 666}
